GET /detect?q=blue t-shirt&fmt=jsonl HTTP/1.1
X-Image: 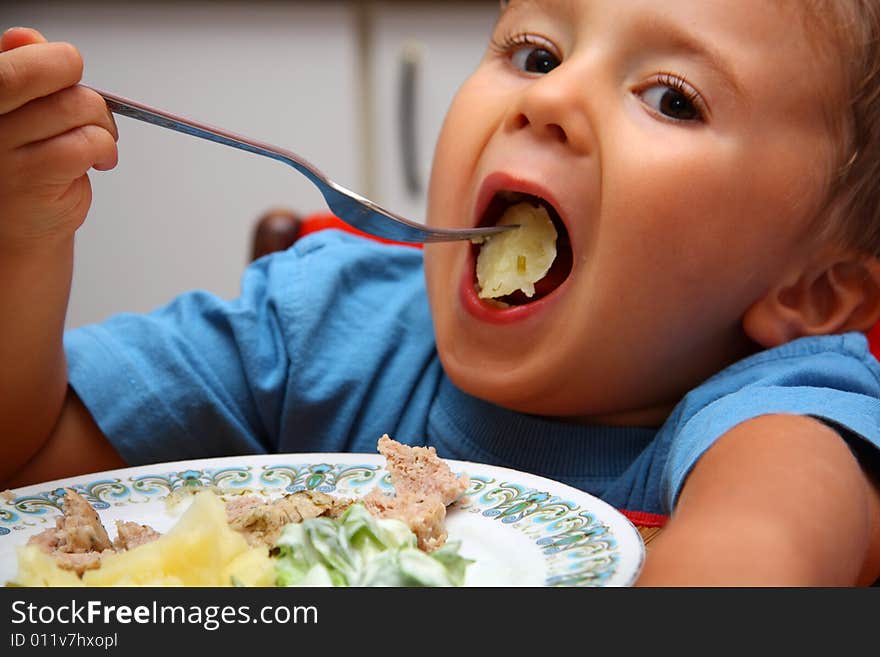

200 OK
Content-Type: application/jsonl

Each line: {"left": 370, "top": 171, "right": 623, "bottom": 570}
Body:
{"left": 64, "top": 230, "right": 880, "bottom": 517}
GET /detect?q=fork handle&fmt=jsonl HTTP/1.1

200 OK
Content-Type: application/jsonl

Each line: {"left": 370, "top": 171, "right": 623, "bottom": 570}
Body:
{"left": 84, "top": 84, "right": 516, "bottom": 243}
{"left": 85, "top": 85, "right": 329, "bottom": 189}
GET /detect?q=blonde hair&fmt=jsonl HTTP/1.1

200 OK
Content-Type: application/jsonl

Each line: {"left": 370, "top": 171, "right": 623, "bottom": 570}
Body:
{"left": 806, "top": 0, "right": 880, "bottom": 257}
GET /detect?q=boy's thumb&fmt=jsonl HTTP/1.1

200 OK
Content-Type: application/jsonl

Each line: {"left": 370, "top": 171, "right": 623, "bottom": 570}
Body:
{"left": 1, "top": 27, "right": 48, "bottom": 52}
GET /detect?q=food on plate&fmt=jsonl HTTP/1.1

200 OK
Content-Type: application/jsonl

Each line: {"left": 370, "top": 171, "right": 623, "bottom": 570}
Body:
{"left": 363, "top": 435, "right": 469, "bottom": 552}
{"left": 274, "top": 502, "right": 471, "bottom": 587}
{"left": 113, "top": 521, "right": 162, "bottom": 550}
{"left": 273, "top": 436, "right": 471, "bottom": 585}
{"left": 13, "top": 491, "right": 275, "bottom": 586}
{"left": 24, "top": 487, "right": 166, "bottom": 575}
{"left": 25, "top": 487, "right": 116, "bottom": 575}
{"left": 226, "top": 490, "right": 353, "bottom": 547}
{"left": 476, "top": 202, "right": 557, "bottom": 300}
{"left": 22, "top": 487, "right": 350, "bottom": 576}
{"left": 8, "top": 435, "right": 472, "bottom": 587}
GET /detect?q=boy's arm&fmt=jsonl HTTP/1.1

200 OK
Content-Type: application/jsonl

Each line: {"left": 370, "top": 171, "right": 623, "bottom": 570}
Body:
{"left": 636, "top": 414, "right": 880, "bottom": 586}
{"left": 3, "top": 388, "right": 125, "bottom": 489}
{"left": 0, "top": 27, "right": 119, "bottom": 484}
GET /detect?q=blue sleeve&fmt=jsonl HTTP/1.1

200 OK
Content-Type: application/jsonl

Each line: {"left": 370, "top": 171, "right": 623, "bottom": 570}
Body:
{"left": 660, "top": 333, "right": 880, "bottom": 511}
{"left": 64, "top": 229, "right": 431, "bottom": 467}
{"left": 64, "top": 254, "right": 290, "bottom": 465}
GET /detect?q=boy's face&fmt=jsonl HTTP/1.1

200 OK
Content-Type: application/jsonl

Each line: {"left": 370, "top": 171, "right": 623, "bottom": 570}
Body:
{"left": 424, "top": 0, "right": 842, "bottom": 424}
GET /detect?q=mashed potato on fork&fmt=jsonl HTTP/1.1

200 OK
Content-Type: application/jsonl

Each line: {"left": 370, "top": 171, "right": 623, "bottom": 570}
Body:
{"left": 476, "top": 202, "right": 558, "bottom": 301}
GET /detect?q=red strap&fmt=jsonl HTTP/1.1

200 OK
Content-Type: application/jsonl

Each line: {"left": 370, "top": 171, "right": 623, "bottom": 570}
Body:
{"left": 621, "top": 510, "right": 668, "bottom": 528}
{"left": 298, "top": 212, "right": 422, "bottom": 249}
{"left": 869, "top": 322, "right": 880, "bottom": 362}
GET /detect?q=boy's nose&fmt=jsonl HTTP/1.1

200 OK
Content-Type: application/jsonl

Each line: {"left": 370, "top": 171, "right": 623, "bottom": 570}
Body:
{"left": 503, "top": 67, "right": 595, "bottom": 155}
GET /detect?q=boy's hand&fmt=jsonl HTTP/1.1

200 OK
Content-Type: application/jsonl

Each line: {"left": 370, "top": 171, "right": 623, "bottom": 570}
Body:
{"left": 0, "top": 27, "right": 118, "bottom": 247}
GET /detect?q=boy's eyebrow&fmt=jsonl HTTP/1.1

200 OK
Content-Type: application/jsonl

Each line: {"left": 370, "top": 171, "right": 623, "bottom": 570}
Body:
{"left": 640, "top": 15, "right": 744, "bottom": 97}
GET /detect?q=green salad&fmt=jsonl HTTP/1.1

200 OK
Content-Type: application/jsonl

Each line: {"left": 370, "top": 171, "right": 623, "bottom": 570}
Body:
{"left": 273, "top": 503, "right": 472, "bottom": 587}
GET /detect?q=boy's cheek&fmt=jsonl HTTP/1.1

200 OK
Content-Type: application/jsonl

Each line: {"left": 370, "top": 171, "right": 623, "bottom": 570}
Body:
{"left": 423, "top": 245, "right": 459, "bottom": 304}
{"left": 428, "top": 79, "right": 509, "bottom": 217}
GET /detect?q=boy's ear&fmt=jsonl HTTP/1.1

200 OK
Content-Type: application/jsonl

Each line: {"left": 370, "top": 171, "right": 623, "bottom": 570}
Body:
{"left": 742, "top": 254, "right": 880, "bottom": 348}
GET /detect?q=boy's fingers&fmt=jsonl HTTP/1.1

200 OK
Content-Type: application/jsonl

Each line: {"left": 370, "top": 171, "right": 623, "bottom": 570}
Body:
{"left": 0, "top": 41, "right": 83, "bottom": 115}
{"left": 0, "top": 85, "right": 118, "bottom": 148}
{"left": 16, "top": 124, "right": 119, "bottom": 181}
{"left": 1, "top": 27, "right": 48, "bottom": 52}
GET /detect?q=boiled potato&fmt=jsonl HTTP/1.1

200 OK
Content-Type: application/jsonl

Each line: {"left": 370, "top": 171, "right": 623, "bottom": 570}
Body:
{"left": 13, "top": 491, "right": 275, "bottom": 587}
{"left": 476, "top": 202, "right": 557, "bottom": 299}
{"left": 11, "top": 545, "right": 84, "bottom": 587}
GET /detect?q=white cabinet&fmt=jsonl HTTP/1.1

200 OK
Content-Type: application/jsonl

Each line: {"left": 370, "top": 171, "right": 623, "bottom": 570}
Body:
{"left": 364, "top": 1, "right": 499, "bottom": 223}
{"left": 3, "top": 1, "right": 361, "bottom": 328}
{"left": 1, "top": 1, "right": 499, "bottom": 328}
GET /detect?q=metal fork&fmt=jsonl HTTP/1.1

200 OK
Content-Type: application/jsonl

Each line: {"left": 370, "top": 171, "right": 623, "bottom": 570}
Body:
{"left": 86, "top": 86, "right": 515, "bottom": 244}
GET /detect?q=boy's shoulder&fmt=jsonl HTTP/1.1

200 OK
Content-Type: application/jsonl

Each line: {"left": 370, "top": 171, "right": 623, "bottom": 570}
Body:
{"left": 657, "top": 333, "right": 880, "bottom": 510}
{"left": 250, "top": 228, "right": 428, "bottom": 311}
{"left": 672, "top": 333, "right": 880, "bottom": 432}
{"left": 245, "top": 229, "right": 433, "bottom": 345}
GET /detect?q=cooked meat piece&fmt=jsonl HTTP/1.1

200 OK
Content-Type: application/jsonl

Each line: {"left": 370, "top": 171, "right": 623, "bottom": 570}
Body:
{"left": 226, "top": 497, "right": 291, "bottom": 547}
{"left": 363, "top": 489, "right": 448, "bottom": 552}
{"left": 56, "top": 488, "right": 113, "bottom": 553}
{"left": 226, "top": 491, "right": 352, "bottom": 547}
{"left": 27, "top": 488, "right": 112, "bottom": 558}
{"left": 26, "top": 489, "right": 116, "bottom": 575}
{"left": 27, "top": 526, "right": 59, "bottom": 552}
{"left": 113, "top": 521, "right": 161, "bottom": 550}
{"left": 374, "top": 435, "right": 469, "bottom": 504}
{"left": 26, "top": 523, "right": 115, "bottom": 575}
{"left": 224, "top": 495, "right": 265, "bottom": 523}
{"left": 274, "top": 490, "right": 351, "bottom": 521}
{"left": 362, "top": 435, "right": 469, "bottom": 552}
{"left": 54, "top": 550, "right": 116, "bottom": 575}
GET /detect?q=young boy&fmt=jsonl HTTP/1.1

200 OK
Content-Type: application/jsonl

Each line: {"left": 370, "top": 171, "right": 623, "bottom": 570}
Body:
{"left": 1, "top": 0, "right": 879, "bottom": 586}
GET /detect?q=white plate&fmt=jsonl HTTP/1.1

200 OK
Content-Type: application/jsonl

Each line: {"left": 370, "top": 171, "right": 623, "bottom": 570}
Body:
{"left": 0, "top": 454, "right": 645, "bottom": 586}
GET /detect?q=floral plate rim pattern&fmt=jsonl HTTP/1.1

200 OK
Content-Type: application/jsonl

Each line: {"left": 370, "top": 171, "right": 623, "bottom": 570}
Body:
{"left": 0, "top": 453, "right": 645, "bottom": 587}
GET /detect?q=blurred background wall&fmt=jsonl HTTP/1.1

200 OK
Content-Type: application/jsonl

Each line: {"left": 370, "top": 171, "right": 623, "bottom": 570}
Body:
{"left": 1, "top": 0, "right": 497, "bottom": 328}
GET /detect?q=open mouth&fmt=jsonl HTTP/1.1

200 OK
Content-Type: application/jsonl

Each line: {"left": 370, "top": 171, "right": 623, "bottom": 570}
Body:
{"left": 472, "top": 190, "right": 573, "bottom": 306}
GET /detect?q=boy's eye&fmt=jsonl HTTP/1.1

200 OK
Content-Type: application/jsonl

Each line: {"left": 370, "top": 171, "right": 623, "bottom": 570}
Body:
{"left": 638, "top": 80, "right": 705, "bottom": 123}
{"left": 510, "top": 46, "right": 560, "bottom": 74}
